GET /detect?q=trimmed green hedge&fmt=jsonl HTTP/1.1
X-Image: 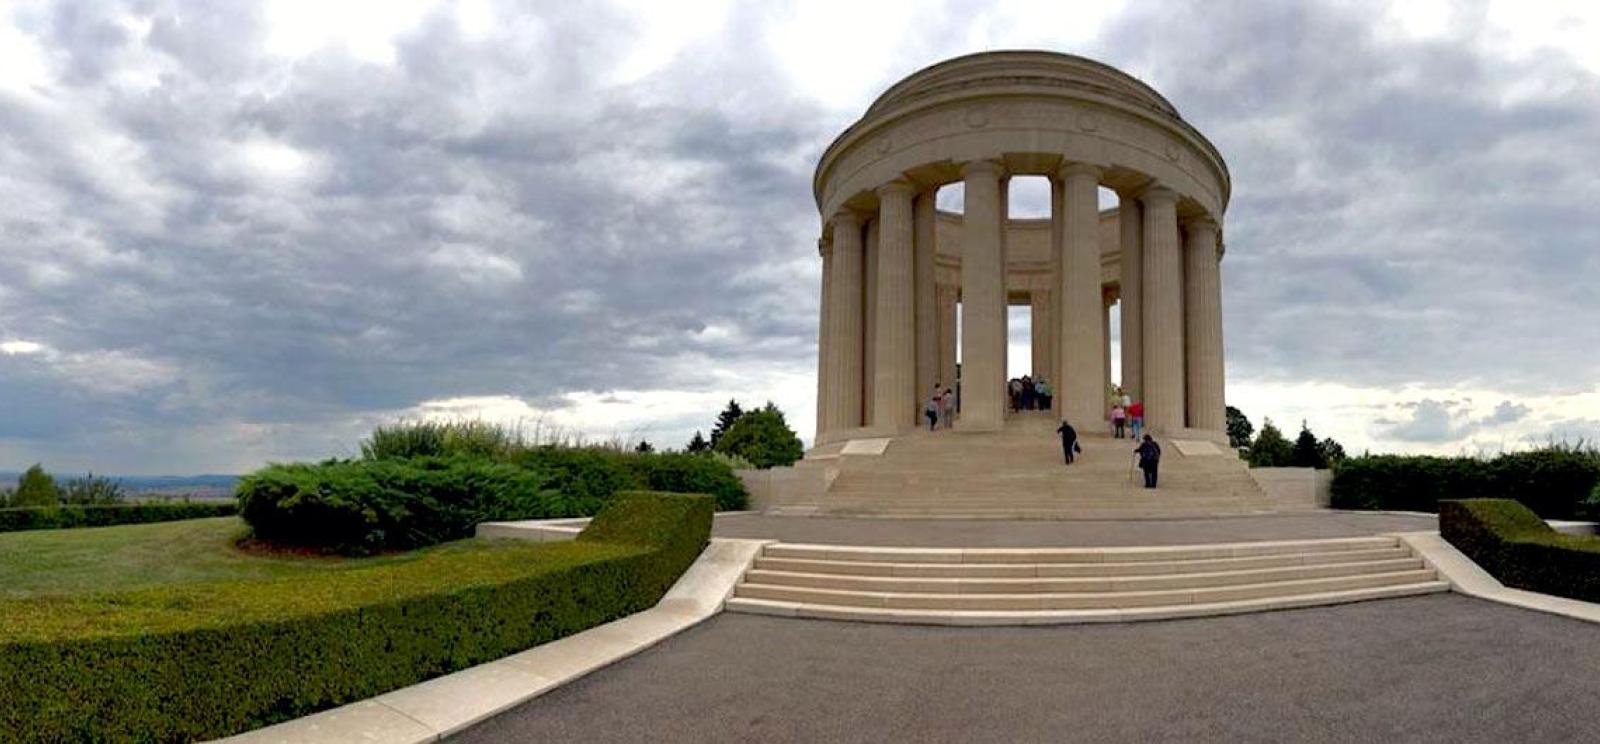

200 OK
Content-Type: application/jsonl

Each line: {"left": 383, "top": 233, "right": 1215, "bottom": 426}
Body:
{"left": 1330, "top": 449, "right": 1600, "bottom": 518}
{"left": 0, "top": 491, "right": 712, "bottom": 743}
{"left": 0, "top": 502, "right": 237, "bottom": 533}
{"left": 514, "top": 448, "right": 747, "bottom": 513}
{"left": 1440, "top": 498, "right": 1600, "bottom": 603}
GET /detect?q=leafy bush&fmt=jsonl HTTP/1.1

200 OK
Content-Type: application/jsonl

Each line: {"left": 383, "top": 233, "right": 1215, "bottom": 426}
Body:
{"left": 10, "top": 464, "right": 57, "bottom": 508}
{"left": 1440, "top": 498, "right": 1600, "bottom": 603}
{"left": 1331, "top": 447, "right": 1600, "bottom": 518}
{"left": 713, "top": 403, "right": 804, "bottom": 469}
{"left": 1246, "top": 420, "right": 1294, "bottom": 467}
{"left": 0, "top": 502, "right": 237, "bottom": 534}
{"left": 237, "top": 456, "right": 552, "bottom": 554}
{"left": 360, "top": 419, "right": 524, "bottom": 460}
{"left": 0, "top": 492, "right": 712, "bottom": 743}
{"left": 58, "top": 474, "right": 124, "bottom": 505}
{"left": 629, "top": 452, "right": 747, "bottom": 511}
{"left": 512, "top": 447, "right": 646, "bottom": 516}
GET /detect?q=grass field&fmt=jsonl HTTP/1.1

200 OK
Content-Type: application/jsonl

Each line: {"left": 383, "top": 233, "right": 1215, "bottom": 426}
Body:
{"left": 0, "top": 517, "right": 448, "bottom": 598}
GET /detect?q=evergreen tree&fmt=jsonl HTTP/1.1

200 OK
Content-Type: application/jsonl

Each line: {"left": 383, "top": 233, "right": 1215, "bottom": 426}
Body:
{"left": 12, "top": 463, "right": 59, "bottom": 507}
{"left": 1246, "top": 419, "right": 1294, "bottom": 468}
{"left": 1225, "top": 406, "right": 1254, "bottom": 449}
{"left": 1290, "top": 421, "right": 1327, "bottom": 469}
{"left": 685, "top": 430, "right": 711, "bottom": 454}
{"left": 634, "top": 440, "right": 654, "bottom": 454}
{"left": 709, "top": 399, "right": 745, "bottom": 447}
{"left": 713, "top": 402, "right": 804, "bottom": 469}
{"left": 1317, "top": 437, "right": 1348, "bottom": 468}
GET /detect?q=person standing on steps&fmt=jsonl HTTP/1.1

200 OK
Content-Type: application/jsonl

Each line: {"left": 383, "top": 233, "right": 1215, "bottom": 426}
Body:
{"left": 941, "top": 385, "right": 956, "bottom": 428}
{"left": 1129, "top": 399, "right": 1145, "bottom": 441}
{"left": 1111, "top": 402, "right": 1126, "bottom": 439}
{"left": 925, "top": 390, "right": 941, "bottom": 432}
{"left": 1134, "top": 434, "right": 1161, "bottom": 488}
{"left": 1056, "top": 420, "right": 1082, "bottom": 465}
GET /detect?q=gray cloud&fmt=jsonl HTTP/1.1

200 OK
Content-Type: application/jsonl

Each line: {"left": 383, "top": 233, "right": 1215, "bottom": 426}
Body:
{"left": 1, "top": 1, "right": 1597, "bottom": 470}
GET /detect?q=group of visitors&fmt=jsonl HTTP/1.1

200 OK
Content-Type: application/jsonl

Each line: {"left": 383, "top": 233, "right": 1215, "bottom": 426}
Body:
{"left": 1007, "top": 376, "right": 1053, "bottom": 412}
{"left": 923, "top": 383, "right": 958, "bottom": 431}
{"left": 1107, "top": 390, "right": 1144, "bottom": 440}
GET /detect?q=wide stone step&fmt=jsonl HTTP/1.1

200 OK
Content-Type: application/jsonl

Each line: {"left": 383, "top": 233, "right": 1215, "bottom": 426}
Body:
{"left": 725, "top": 581, "right": 1450, "bottom": 626}
{"left": 753, "top": 546, "right": 1414, "bottom": 578}
{"left": 743, "top": 557, "right": 1422, "bottom": 594}
{"left": 760, "top": 536, "right": 1398, "bottom": 565}
{"left": 733, "top": 569, "right": 1438, "bottom": 610}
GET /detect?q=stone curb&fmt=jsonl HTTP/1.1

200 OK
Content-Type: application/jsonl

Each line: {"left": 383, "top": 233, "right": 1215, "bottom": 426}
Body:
{"left": 1390, "top": 531, "right": 1600, "bottom": 625}
{"left": 214, "top": 533, "right": 772, "bottom": 743}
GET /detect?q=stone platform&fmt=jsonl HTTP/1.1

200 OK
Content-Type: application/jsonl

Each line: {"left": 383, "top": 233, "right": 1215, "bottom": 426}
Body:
{"left": 752, "top": 412, "right": 1293, "bottom": 519}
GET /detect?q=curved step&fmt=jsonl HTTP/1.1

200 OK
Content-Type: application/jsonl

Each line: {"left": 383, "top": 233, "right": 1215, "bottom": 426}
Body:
{"left": 726, "top": 581, "right": 1450, "bottom": 626}
{"left": 743, "top": 557, "right": 1423, "bottom": 595}
{"left": 753, "top": 546, "right": 1414, "bottom": 578}
{"left": 734, "top": 569, "right": 1438, "bottom": 610}
{"left": 762, "top": 536, "right": 1399, "bottom": 565}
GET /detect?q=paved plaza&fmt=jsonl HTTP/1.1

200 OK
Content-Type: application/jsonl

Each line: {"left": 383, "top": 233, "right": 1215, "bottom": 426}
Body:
{"left": 454, "top": 595, "right": 1599, "bottom": 743}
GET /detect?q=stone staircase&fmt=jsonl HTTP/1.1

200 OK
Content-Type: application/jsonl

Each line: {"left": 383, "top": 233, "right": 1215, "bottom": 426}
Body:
{"left": 726, "top": 536, "right": 1448, "bottom": 625}
{"left": 805, "top": 412, "right": 1276, "bottom": 518}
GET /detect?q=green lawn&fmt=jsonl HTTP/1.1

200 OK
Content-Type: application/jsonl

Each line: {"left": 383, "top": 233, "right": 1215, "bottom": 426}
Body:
{"left": 0, "top": 517, "right": 446, "bottom": 598}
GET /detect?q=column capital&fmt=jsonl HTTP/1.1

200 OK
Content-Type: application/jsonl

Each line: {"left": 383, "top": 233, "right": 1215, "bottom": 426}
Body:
{"left": 818, "top": 236, "right": 831, "bottom": 258}
{"left": 1056, "top": 161, "right": 1104, "bottom": 181}
{"left": 876, "top": 178, "right": 918, "bottom": 198}
{"left": 959, "top": 159, "right": 1005, "bottom": 178}
{"left": 830, "top": 209, "right": 862, "bottom": 232}
{"left": 1138, "top": 185, "right": 1180, "bottom": 206}
{"left": 1182, "top": 215, "right": 1220, "bottom": 234}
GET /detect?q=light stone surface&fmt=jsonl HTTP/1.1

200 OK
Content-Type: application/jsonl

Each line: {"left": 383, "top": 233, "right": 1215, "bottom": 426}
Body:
{"left": 812, "top": 51, "right": 1230, "bottom": 443}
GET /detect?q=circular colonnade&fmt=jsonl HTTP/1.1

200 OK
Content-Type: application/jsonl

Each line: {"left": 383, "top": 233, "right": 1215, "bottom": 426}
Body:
{"left": 813, "top": 50, "right": 1230, "bottom": 444}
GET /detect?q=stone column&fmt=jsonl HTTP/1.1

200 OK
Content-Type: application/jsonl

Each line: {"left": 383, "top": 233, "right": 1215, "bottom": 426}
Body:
{"left": 862, "top": 219, "right": 879, "bottom": 425}
{"left": 1140, "top": 186, "right": 1185, "bottom": 434}
{"left": 1056, "top": 162, "right": 1105, "bottom": 427}
{"left": 1184, "top": 216, "right": 1226, "bottom": 433}
{"left": 873, "top": 180, "right": 917, "bottom": 431}
{"left": 957, "top": 160, "right": 1007, "bottom": 431}
{"left": 825, "top": 210, "right": 864, "bottom": 433}
{"left": 815, "top": 236, "right": 834, "bottom": 439}
{"left": 1102, "top": 287, "right": 1114, "bottom": 398}
{"left": 1117, "top": 192, "right": 1144, "bottom": 401}
{"left": 937, "top": 284, "right": 958, "bottom": 401}
{"left": 913, "top": 190, "right": 938, "bottom": 409}
{"left": 1030, "top": 291, "right": 1053, "bottom": 381}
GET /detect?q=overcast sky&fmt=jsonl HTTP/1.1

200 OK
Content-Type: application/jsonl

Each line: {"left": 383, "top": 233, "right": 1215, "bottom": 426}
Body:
{"left": 2, "top": 0, "right": 1598, "bottom": 474}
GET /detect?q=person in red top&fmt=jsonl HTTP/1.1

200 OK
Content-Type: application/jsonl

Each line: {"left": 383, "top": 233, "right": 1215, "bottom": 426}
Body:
{"left": 1128, "top": 400, "right": 1145, "bottom": 441}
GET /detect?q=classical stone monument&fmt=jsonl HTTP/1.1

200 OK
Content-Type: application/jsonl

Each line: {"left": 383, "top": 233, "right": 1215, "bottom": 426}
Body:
{"left": 812, "top": 50, "right": 1228, "bottom": 444}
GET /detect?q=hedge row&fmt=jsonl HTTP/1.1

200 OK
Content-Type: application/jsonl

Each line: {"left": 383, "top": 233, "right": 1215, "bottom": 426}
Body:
{"left": 1440, "top": 499, "right": 1600, "bottom": 603}
{"left": 0, "top": 502, "right": 237, "bottom": 534}
{"left": 1329, "top": 449, "right": 1600, "bottom": 519}
{"left": 238, "top": 451, "right": 744, "bottom": 554}
{"left": 0, "top": 491, "right": 712, "bottom": 743}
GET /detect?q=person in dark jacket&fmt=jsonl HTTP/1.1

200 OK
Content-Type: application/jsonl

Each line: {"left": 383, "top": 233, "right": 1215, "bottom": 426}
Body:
{"left": 1134, "top": 434, "right": 1161, "bottom": 488}
{"left": 1056, "top": 420, "right": 1082, "bottom": 465}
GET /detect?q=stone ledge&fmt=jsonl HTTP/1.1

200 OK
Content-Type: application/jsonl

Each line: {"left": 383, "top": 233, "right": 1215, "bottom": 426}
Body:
{"left": 1392, "top": 531, "right": 1600, "bottom": 625}
{"left": 214, "top": 537, "right": 771, "bottom": 744}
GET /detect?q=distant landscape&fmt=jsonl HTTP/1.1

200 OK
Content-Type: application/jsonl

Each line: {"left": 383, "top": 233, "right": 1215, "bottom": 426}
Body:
{"left": 0, "top": 472, "right": 238, "bottom": 502}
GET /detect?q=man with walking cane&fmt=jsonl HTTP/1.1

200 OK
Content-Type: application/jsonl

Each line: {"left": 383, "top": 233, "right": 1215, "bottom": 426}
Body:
{"left": 1056, "top": 420, "right": 1082, "bottom": 465}
{"left": 1133, "top": 434, "right": 1161, "bottom": 488}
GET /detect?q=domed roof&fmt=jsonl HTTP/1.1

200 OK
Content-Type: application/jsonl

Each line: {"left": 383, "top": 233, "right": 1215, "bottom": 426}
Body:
{"left": 864, "top": 50, "right": 1182, "bottom": 122}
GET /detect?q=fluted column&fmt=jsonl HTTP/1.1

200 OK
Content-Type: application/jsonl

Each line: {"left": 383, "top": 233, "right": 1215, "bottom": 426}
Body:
{"left": 1030, "top": 290, "right": 1053, "bottom": 383}
{"left": 1184, "top": 216, "right": 1226, "bottom": 433}
{"left": 938, "top": 284, "right": 958, "bottom": 400}
{"left": 815, "top": 236, "right": 834, "bottom": 439}
{"left": 873, "top": 180, "right": 917, "bottom": 431}
{"left": 1140, "top": 186, "right": 1185, "bottom": 434}
{"left": 913, "top": 191, "right": 938, "bottom": 408}
{"left": 958, "top": 160, "right": 1007, "bottom": 431}
{"left": 825, "top": 210, "right": 864, "bottom": 433}
{"left": 862, "top": 219, "right": 879, "bottom": 424}
{"left": 1117, "top": 191, "right": 1144, "bottom": 401}
{"left": 1056, "top": 162, "right": 1105, "bottom": 427}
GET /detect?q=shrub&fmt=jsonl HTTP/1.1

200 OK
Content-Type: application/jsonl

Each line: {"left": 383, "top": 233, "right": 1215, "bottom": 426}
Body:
{"left": 237, "top": 456, "right": 552, "bottom": 555}
{"left": 629, "top": 452, "right": 747, "bottom": 511}
{"left": 512, "top": 447, "right": 646, "bottom": 516}
{"left": 11, "top": 464, "right": 57, "bottom": 507}
{"left": 1331, "top": 447, "right": 1600, "bottom": 518}
{"left": 1246, "top": 420, "right": 1293, "bottom": 467}
{"left": 360, "top": 419, "right": 523, "bottom": 460}
{"left": 0, "top": 503, "right": 237, "bottom": 534}
{"left": 713, "top": 403, "right": 804, "bottom": 469}
{"left": 58, "top": 474, "right": 124, "bottom": 505}
{"left": 1440, "top": 499, "right": 1600, "bottom": 603}
{"left": 0, "top": 492, "right": 712, "bottom": 743}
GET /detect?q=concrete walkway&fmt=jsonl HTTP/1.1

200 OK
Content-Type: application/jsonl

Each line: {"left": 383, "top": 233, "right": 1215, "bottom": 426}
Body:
{"left": 710, "top": 511, "right": 1437, "bottom": 546}
{"left": 452, "top": 594, "right": 1598, "bottom": 743}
